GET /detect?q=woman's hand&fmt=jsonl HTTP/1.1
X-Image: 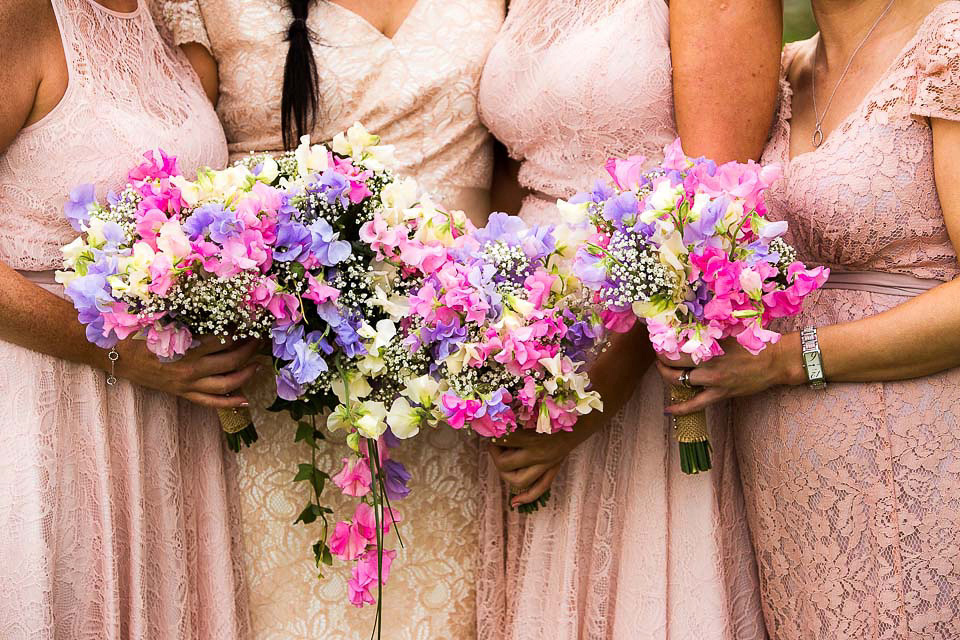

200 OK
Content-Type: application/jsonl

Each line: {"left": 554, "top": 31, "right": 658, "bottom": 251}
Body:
{"left": 489, "top": 425, "right": 601, "bottom": 508}
{"left": 487, "top": 324, "right": 654, "bottom": 508}
{"left": 116, "top": 336, "right": 262, "bottom": 409}
{"left": 657, "top": 333, "right": 804, "bottom": 415}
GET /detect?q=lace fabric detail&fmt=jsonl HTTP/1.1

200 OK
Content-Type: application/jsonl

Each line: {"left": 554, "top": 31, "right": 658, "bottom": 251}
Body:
{"left": 0, "top": 1, "right": 244, "bottom": 638}
{"left": 736, "top": 4, "right": 960, "bottom": 639}
{"left": 764, "top": 4, "right": 960, "bottom": 283}
{"left": 478, "top": 0, "right": 676, "bottom": 201}
{"left": 152, "top": 1, "right": 504, "bottom": 637}
{"left": 151, "top": 0, "right": 501, "bottom": 219}
{"left": 476, "top": 3, "right": 767, "bottom": 639}
{"left": 0, "top": 0, "right": 226, "bottom": 271}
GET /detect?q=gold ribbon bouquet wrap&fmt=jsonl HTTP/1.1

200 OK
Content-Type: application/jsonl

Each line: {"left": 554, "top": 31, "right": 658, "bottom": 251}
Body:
{"left": 218, "top": 408, "right": 258, "bottom": 452}
{"left": 669, "top": 385, "right": 712, "bottom": 474}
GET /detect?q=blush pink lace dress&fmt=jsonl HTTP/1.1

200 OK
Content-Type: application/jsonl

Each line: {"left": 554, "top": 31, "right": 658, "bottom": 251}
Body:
{"left": 0, "top": 1, "right": 248, "bottom": 638}
{"left": 735, "top": 5, "right": 960, "bottom": 639}
{"left": 153, "top": 1, "right": 504, "bottom": 637}
{"left": 475, "top": 2, "right": 767, "bottom": 639}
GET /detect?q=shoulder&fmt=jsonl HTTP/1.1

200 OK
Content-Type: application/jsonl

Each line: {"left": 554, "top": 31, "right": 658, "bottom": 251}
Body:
{"left": 0, "top": 0, "right": 56, "bottom": 144}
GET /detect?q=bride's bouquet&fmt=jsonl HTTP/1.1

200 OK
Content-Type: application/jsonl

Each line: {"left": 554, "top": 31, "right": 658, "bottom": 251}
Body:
{"left": 56, "top": 148, "right": 291, "bottom": 449}
{"left": 569, "top": 140, "right": 829, "bottom": 473}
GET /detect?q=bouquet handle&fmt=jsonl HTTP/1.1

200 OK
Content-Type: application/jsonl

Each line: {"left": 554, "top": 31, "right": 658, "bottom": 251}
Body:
{"left": 669, "top": 385, "right": 712, "bottom": 474}
{"left": 218, "top": 407, "right": 259, "bottom": 452}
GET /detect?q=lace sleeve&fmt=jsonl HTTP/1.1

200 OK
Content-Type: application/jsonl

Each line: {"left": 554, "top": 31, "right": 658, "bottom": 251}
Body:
{"left": 911, "top": 3, "right": 960, "bottom": 122}
{"left": 149, "top": 0, "right": 211, "bottom": 50}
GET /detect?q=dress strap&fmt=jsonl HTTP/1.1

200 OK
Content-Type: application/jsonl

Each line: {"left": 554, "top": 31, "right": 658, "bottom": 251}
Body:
{"left": 821, "top": 270, "right": 943, "bottom": 297}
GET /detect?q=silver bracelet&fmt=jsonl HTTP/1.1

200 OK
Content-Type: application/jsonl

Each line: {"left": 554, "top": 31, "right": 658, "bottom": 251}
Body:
{"left": 799, "top": 327, "right": 826, "bottom": 390}
{"left": 106, "top": 348, "right": 119, "bottom": 386}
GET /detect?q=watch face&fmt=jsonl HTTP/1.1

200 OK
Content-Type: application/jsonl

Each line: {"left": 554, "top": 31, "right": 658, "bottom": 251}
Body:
{"left": 803, "top": 352, "right": 823, "bottom": 379}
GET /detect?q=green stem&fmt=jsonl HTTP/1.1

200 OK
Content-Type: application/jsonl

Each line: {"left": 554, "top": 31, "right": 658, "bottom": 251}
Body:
{"left": 367, "top": 439, "right": 384, "bottom": 640}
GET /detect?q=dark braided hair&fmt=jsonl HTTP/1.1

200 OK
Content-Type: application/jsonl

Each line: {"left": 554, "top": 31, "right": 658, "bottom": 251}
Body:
{"left": 281, "top": 0, "right": 320, "bottom": 150}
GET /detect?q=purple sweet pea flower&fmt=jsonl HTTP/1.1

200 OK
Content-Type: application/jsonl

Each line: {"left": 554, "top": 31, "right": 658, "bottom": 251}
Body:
{"left": 289, "top": 331, "right": 329, "bottom": 385}
{"left": 315, "top": 301, "right": 366, "bottom": 357}
{"left": 603, "top": 192, "right": 640, "bottom": 229}
{"left": 84, "top": 316, "right": 118, "bottom": 349}
{"left": 273, "top": 220, "right": 312, "bottom": 262}
{"left": 276, "top": 366, "right": 304, "bottom": 400}
{"left": 682, "top": 196, "right": 728, "bottom": 246}
{"left": 421, "top": 316, "right": 466, "bottom": 361}
{"left": 65, "top": 184, "right": 97, "bottom": 231}
{"left": 308, "top": 218, "right": 352, "bottom": 266}
{"left": 272, "top": 322, "right": 305, "bottom": 360}
{"left": 182, "top": 204, "right": 218, "bottom": 240}
{"left": 315, "top": 169, "right": 351, "bottom": 207}
{"left": 572, "top": 247, "right": 609, "bottom": 289}
{"left": 382, "top": 458, "right": 411, "bottom": 500}
{"left": 473, "top": 212, "right": 528, "bottom": 247}
{"left": 570, "top": 179, "right": 616, "bottom": 205}
{"left": 209, "top": 207, "right": 245, "bottom": 243}
{"left": 519, "top": 224, "right": 557, "bottom": 261}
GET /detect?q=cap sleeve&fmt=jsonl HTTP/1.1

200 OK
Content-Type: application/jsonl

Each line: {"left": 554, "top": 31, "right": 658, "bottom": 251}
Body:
{"left": 149, "top": 0, "right": 212, "bottom": 51}
{"left": 912, "top": 2, "right": 960, "bottom": 122}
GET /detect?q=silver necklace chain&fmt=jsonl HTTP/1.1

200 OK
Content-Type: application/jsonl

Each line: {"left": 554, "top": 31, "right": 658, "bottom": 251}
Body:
{"left": 811, "top": 0, "right": 897, "bottom": 147}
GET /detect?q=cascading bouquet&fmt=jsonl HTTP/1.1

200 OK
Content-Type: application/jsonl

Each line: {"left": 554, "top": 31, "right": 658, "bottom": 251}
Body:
{"left": 237, "top": 123, "right": 477, "bottom": 629}
{"left": 568, "top": 139, "right": 829, "bottom": 474}
{"left": 56, "top": 149, "right": 292, "bottom": 450}
{"left": 394, "top": 212, "right": 608, "bottom": 512}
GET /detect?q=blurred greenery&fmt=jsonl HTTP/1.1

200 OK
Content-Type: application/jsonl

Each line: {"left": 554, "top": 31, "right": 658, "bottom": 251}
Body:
{"left": 784, "top": 0, "right": 817, "bottom": 42}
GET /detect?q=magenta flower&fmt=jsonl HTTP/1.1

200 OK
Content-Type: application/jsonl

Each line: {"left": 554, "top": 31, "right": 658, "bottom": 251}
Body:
{"left": 332, "top": 457, "right": 372, "bottom": 497}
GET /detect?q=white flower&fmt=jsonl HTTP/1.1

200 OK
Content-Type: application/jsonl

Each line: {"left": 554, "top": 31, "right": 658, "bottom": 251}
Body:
{"left": 256, "top": 156, "right": 280, "bottom": 184}
{"left": 356, "top": 400, "right": 389, "bottom": 439}
{"left": 294, "top": 135, "right": 329, "bottom": 178}
{"left": 332, "top": 371, "right": 372, "bottom": 404}
{"left": 380, "top": 177, "right": 420, "bottom": 224}
{"left": 557, "top": 199, "right": 590, "bottom": 225}
{"left": 386, "top": 397, "right": 421, "bottom": 439}
{"left": 60, "top": 236, "right": 89, "bottom": 271}
{"left": 332, "top": 122, "right": 395, "bottom": 169}
{"left": 403, "top": 375, "right": 440, "bottom": 408}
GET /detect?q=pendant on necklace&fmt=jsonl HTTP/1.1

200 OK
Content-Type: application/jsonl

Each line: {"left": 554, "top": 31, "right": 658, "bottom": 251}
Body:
{"left": 812, "top": 124, "right": 824, "bottom": 148}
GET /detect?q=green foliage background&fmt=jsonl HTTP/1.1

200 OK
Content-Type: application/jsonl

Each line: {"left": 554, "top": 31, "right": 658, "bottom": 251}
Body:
{"left": 785, "top": 0, "right": 817, "bottom": 42}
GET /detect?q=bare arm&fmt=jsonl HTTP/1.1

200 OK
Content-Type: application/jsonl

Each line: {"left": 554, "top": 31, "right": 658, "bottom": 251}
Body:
{"left": 661, "top": 117, "right": 960, "bottom": 414}
{"left": 0, "top": 3, "right": 253, "bottom": 407}
{"left": 180, "top": 42, "right": 219, "bottom": 105}
{"left": 670, "top": 0, "right": 783, "bottom": 162}
{"left": 489, "top": 140, "right": 527, "bottom": 216}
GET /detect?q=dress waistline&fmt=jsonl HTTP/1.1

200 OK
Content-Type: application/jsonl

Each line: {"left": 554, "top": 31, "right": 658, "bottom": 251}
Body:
{"left": 16, "top": 269, "right": 60, "bottom": 285}
{"left": 821, "top": 270, "right": 943, "bottom": 297}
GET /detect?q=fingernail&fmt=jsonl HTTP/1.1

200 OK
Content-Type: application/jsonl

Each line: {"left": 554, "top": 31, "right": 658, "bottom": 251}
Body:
{"left": 663, "top": 410, "right": 673, "bottom": 416}
{"left": 240, "top": 401, "right": 250, "bottom": 407}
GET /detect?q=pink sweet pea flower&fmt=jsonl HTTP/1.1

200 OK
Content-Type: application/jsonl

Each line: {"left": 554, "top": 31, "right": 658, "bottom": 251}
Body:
{"left": 524, "top": 271, "right": 556, "bottom": 309}
{"left": 135, "top": 208, "right": 169, "bottom": 250}
{"left": 347, "top": 549, "right": 397, "bottom": 608}
{"left": 735, "top": 320, "right": 782, "bottom": 355}
{"left": 601, "top": 309, "right": 636, "bottom": 333}
{"left": 102, "top": 303, "right": 149, "bottom": 341}
{"left": 441, "top": 393, "right": 482, "bottom": 430}
{"left": 303, "top": 272, "right": 340, "bottom": 304}
{"left": 147, "top": 253, "right": 176, "bottom": 297}
{"left": 329, "top": 520, "right": 369, "bottom": 561}
{"left": 605, "top": 154, "right": 648, "bottom": 190}
{"left": 332, "top": 457, "right": 372, "bottom": 497}
{"left": 128, "top": 148, "right": 180, "bottom": 184}
{"left": 145, "top": 322, "right": 193, "bottom": 360}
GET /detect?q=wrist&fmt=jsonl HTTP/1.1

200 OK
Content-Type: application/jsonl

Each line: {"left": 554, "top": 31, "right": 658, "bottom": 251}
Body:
{"left": 774, "top": 332, "right": 807, "bottom": 387}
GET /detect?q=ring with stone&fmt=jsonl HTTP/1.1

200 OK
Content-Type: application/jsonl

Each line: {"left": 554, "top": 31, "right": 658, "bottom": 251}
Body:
{"left": 678, "top": 368, "right": 694, "bottom": 389}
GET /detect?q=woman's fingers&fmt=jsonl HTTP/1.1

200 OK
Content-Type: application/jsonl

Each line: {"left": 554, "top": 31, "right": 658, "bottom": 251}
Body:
{"left": 496, "top": 430, "right": 545, "bottom": 448}
{"left": 191, "top": 339, "right": 261, "bottom": 378}
{"left": 657, "top": 351, "right": 697, "bottom": 369}
{"left": 511, "top": 465, "right": 561, "bottom": 508}
{"left": 190, "top": 362, "right": 259, "bottom": 395}
{"left": 488, "top": 445, "right": 543, "bottom": 472}
{"left": 500, "top": 463, "right": 551, "bottom": 492}
{"left": 665, "top": 386, "right": 726, "bottom": 416}
{"left": 192, "top": 334, "right": 242, "bottom": 356}
{"left": 182, "top": 390, "right": 250, "bottom": 409}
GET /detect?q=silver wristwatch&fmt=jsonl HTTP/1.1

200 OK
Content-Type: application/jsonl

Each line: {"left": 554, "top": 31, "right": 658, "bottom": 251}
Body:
{"left": 800, "top": 327, "right": 826, "bottom": 390}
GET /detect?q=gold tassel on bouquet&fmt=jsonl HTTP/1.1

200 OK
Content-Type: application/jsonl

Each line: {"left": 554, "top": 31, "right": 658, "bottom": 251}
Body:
{"left": 670, "top": 385, "right": 712, "bottom": 474}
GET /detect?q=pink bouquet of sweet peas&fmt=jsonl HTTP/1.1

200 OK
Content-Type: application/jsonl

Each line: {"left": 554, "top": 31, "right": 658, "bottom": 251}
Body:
{"left": 569, "top": 139, "right": 829, "bottom": 473}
